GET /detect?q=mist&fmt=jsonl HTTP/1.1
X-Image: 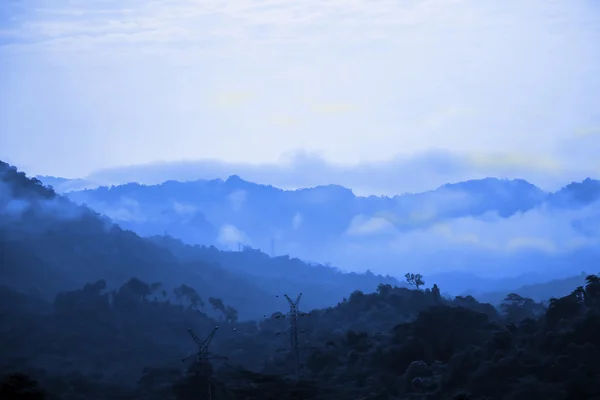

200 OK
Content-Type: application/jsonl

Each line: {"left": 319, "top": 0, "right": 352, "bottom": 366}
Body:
{"left": 55, "top": 174, "right": 600, "bottom": 294}
{"left": 41, "top": 150, "right": 600, "bottom": 196}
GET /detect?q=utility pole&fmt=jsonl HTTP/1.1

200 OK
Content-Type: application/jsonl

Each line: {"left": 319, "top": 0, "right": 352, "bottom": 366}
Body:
{"left": 182, "top": 326, "right": 227, "bottom": 400}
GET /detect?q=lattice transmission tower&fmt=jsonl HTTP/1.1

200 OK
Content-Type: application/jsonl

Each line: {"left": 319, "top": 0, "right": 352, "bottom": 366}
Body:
{"left": 285, "top": 293, "right": 302, "bottom": 379}
{"left": 269, "top": 293, "right": 312, "bottom": 380}
{"left": 181, "top": 326, "right": 228, "bottom": 400}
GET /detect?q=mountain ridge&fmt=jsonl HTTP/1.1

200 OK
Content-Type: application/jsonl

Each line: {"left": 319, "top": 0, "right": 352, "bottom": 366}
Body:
{"left": 40, "top": 173, "right": 600, "bottom": 207}
{"left": 31, "top": 170, "right": 600, "bottom": 295}
{"left": 56, "top": 174, "right": 600, "bottom": 240}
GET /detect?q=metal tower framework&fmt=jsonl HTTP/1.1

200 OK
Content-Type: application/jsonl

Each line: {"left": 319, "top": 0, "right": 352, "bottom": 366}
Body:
{"left": 270, "top": 293, "right": 312, "bottom": 379}
{"left": 182, "top": 326, "right": 227, "bottom": 400}
{"left": 284, "top": 293, "right": 302, "bottom": 380}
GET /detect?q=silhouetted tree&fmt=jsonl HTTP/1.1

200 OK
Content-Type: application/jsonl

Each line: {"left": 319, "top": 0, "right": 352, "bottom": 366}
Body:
{"left": 546, "top": 293, "right": 583, "bottom": 326}
{"left": 125, "top": 277, "right": 152, "bottom": 301}
{"left": 500, "top": 293, "right": 544, "bottom": 322}
{"left": 585, "top": 274, "right": 600, "bottom": 309}
{"left": 431, "top": 284, "right": 442, "bottom": 304}
{"left": 207, "top": 297, "right": 238, "bottom": 323}
{"left": 376, "top": 284, "right": 392, "bottom": 296}
{"left": 224, "top": 305, "right": 239, "bottom": 323}
{"left": 208, "top": 297, "right": 225, "bottom": 312}
{"left": 405, "top": 273, "right": 424, "bottom": 290}
{"left": 174, "top": 284, "right": 203, "bottom": 308}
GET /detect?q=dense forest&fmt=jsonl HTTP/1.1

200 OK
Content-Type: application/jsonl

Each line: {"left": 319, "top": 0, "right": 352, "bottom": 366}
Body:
{"left": 2, "top": 161, "right": 600, "bottom": 399}
{"left": 2, "top": 274, "right": 600, "bottom": 399}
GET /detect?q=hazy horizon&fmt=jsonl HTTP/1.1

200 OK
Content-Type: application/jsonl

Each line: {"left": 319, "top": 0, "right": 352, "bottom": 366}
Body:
{"left": 22, "top": 151, "right": 600, "bottom": 197}
{"left": 2, "top": 0, "right": 600, "bottom": 192}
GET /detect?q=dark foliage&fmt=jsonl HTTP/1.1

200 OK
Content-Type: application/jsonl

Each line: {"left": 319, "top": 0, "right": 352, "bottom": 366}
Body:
{"left": 1, "top": 275, "right": 599, "bottom": 399}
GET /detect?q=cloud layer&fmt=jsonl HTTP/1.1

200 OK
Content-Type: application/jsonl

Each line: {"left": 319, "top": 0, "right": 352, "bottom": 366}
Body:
{"left": 329, "top": 199, "right": 600, "bottom": 280}
{"left": 65, "top": 150, "right": 599, "bottom": 196}
{"left": 1, "top": 0, "right": 599, "bottom": 179}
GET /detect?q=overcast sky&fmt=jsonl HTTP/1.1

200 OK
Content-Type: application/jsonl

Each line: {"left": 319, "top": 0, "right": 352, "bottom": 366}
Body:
{"left": 1, "top": 0, "right": 599, "bottom": 193}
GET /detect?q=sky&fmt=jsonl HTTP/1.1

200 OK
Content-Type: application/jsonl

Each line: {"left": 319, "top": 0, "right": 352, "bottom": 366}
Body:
{"left": 1, "top": 0, "right": 600, "bottom": 194}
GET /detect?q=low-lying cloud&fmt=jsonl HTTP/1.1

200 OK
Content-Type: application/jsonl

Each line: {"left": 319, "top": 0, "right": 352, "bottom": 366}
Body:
{"left": 330, "top": 200, "right": 600, "bottom": 279}
{"left": 217, "top": 224, "right": 250, "bottom": 248}
{"left": 0, "top": 179, "right": 114, "bottom": 235}
{"left": 228, "top": 190, "right": 247, "bottom": 212}
{"left": 292, "top": 212, "right": 303, "bottom": 230}
{"left": 75, "top": 149, "right": 598, "bottom": 197}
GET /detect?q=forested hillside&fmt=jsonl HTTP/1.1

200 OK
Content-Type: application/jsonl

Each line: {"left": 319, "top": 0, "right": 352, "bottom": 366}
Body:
{"left": 54, "top": 174, "right": 600, "bottom": 291}
{"left": 63, "top": 175, "right": 549, "bottom": 250}
{"left": 2, "top": 273, "right": 600, "bottom": 399}
{"left": 1, "top": 161, "right": 398, "bottom": 319}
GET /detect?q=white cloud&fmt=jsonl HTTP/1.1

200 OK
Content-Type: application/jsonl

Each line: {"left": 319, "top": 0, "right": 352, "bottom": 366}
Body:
{"left": 328, "top": 200, "right": 600, "bottom": 278}
{"left": 345, "top": 215, "right": 397, "bottom": 237}
{"left": 217, "top": 224, "right": 250, "bottom": 246}
{"left": 2, "top": 198, "right": 31, "bottom": 217}
{"left": 292, "top": 212, "right": 303, "bottom": 230}
{"left": 96, "top": 196, "right": 145, "bottom": 222}
{"left": 0, "top": 181, "right": 89, "bottom": 222}
{"left": 172, "top": 201, "right": 196, "bottom": 215}
{"left": 228, "top": 190, "right": 247, "bottom": 212}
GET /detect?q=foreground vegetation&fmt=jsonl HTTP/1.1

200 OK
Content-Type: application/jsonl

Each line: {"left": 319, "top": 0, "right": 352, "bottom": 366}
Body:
{"left": 2, "top": 273, "right": 600, "bottom": 399}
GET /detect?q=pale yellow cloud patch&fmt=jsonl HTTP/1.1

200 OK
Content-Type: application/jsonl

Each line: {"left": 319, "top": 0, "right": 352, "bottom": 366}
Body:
{"left": 309, "top": 103, "right": 358, "bottom": 114}
{"left": 465, "top": 152, "right": 562, "bottom": 172}
{"left": 506, "top": 237, "right": 557, "bottom": 253}
{"left": 408, "top": 209, "right": 438, "bottom": 223}
{"left": 270, "top": 115, "right": 301, "bottom": 128}
{"left": 373, "top": 210, "right": 402, "bottom": 224}
{"left": 430, "top": 222, "right": 452, "bottom": 236}
{"left": 212, "top": 91, "right": 254, "bottom": 109}
{"left": 424, "top": 106, "right": 476, "bottom": 129}
{"left": 573, "top": 127, "right": 600, "bottom": 138}
{"left": 430, "top": 222, "right": 480, "bottom": 244}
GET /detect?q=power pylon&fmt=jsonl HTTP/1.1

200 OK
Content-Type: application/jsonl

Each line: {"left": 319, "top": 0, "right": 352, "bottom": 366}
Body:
{"left": 181, "top": 326, "right": 228, "bottom": 400}
{"left": 285, "top": 293, "right": 302, "bottom": 379}
{"left": 182, "top": 326, "right": 220, "bottom": 362}
{"left": 270, "top": 293, "right": 311, "bottom": 380}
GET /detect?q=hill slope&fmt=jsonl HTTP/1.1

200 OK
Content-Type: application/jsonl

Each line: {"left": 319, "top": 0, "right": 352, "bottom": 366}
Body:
{"left": 1, "top": 161, "right": 399, "bottom": 318}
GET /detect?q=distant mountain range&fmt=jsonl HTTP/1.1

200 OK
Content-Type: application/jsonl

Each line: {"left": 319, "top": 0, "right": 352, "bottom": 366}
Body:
{"left": 42, "top": 175, "right": 600, "bottom": 246}
{"left": 35, "top": 174, "right": 600, "bottom": 294}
